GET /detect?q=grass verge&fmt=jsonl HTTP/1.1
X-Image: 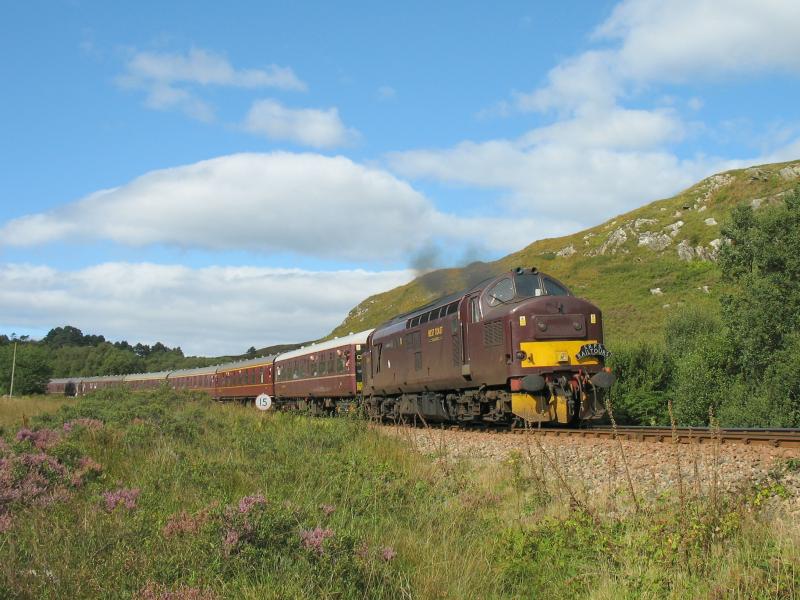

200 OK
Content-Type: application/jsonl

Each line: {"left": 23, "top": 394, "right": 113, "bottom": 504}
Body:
{"left": 1, "top": 387, "right": 798, "bottom": 598}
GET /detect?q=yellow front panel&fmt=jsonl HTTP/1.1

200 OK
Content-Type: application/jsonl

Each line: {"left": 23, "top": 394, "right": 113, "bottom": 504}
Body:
{"left": 519, "top": 340, "right": 600, "bottom": 368}
{"left": 511, "top": 392, "right": 548, "bottom": 422}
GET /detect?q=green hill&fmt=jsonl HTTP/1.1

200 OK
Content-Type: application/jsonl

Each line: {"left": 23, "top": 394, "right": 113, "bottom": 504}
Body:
{"left": 329, "top": 160, "right": 800, "bottom": 344}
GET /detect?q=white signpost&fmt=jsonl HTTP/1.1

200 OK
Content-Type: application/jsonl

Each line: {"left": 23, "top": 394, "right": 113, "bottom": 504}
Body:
{"left": 255, "top": 393, "right": 272, "bottom": 411}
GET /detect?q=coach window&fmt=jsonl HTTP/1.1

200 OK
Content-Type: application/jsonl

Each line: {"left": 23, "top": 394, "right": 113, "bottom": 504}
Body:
{"left": 486, "top": 278, "right": 515, "bottom": 307}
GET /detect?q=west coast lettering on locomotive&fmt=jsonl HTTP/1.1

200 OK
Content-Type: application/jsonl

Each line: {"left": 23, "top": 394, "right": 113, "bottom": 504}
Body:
{"left": 427, "top": 325, "right": 443, "bottom": 341}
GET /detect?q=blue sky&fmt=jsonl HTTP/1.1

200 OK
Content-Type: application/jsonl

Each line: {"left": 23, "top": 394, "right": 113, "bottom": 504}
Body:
{"left": 2, "top": 0, "right": 799, "bottom": 354}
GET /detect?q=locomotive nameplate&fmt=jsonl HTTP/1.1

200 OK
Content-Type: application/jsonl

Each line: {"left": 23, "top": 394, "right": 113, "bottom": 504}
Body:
{"left": 576, "top": 343, "right": 611, "bottom": 360}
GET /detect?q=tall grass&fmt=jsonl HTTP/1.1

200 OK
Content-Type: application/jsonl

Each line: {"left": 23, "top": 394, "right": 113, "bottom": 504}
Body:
{"left": 0, "top": 395, "right": 77, "bottom": 432}
{"left": 1, "top": 388, "right": 798, "bottom": 598}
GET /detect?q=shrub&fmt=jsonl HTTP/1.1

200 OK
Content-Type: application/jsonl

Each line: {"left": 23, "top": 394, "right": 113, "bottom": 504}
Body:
{"left": 607, "top": 341, "right": 672, "bottom": 424}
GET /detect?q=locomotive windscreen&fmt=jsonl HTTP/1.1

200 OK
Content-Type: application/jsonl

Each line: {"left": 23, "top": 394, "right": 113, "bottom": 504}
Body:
{"left": 514, "top": 272, "right": 571, "bottom": 298}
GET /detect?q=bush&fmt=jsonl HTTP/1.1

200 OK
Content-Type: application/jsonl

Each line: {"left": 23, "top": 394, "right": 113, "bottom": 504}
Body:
{"left": 607, "top": 341, "right": 671, "bottom": 425}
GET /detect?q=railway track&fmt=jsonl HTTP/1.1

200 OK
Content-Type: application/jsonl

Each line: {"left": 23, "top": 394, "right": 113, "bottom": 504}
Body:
{"left": 387, "top": 422, "right": 800, "bottom": 448}
{"left": 505, "top": 426, "right": 800, "bottom": 448}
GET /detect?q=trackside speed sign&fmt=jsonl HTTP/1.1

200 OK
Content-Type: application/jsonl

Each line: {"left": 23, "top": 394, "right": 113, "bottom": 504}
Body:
{"left": 255, "top": 393, "right": 272, "bottom": 411}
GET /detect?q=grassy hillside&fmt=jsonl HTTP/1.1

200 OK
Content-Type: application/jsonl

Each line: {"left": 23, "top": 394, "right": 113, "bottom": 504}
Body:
{"left": 330, "top": 160, "right": 800, "bottom": 344}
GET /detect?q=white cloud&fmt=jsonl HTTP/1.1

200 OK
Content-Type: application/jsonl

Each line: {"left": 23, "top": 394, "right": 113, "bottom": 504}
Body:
{"left": 517, "top": 0, "right": 800, "bottom": 115}
{"left": 596, "top": 0, "right": 800, "bottom": 82}
{"left": 243, "top": 100, "right": 359, "bottom": 148}
{"left": 0, "top": 263, "right": 412, "bottom": 356}
{"left": 515, "top": 50, "right": 621, "bottom": 114}
{"left": 117, "top": 47, "right": 306, "bottom": 120}
{"left": 124, "top": 48, "right": 306, "bottom": 90}
{"left": 388, "top": 108, "right": 703, "bottom": 220}
{"left": 390, "top": 0, "right": 800, "bottom": 226}
{"left": 0, "top": 153, "right": 549, "bottom": 261}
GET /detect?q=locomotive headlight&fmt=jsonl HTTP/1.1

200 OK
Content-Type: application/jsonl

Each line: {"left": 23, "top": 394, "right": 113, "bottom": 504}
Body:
{"left": 515, "top": 350, "right": 527, "bottom": 361}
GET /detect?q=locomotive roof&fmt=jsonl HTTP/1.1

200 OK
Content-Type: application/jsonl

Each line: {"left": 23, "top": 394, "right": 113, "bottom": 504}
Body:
{"left": 50, "top": 377, "right": 81, "bottom": 384}
{"left": 382, "top": 276, "right": 497, "bottom": 326}
{"left": 275, "top": 330, "right": 373, "bottom": 362}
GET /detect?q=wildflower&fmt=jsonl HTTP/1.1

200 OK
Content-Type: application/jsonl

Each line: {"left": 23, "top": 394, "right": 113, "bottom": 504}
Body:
{"left": 222, "top": 528, "right": 240, "bottom": 554}
{"left": 237, "top": 494, "right": 266, "bottom": 514}
{"left": 16, "top": 428, "right": 61, "bottom": 450}
{"left": 0, "top": 438, "right": 10, "bottom": 455}
{"left": 355, "top": 541, "right": 370, "bottom": 560}
{"left": 299, "top": 527, "right": 334, "bottom": 555}
{"left": 163, "top": 506, "right": 212, "bottom": 538}
{"left": 71, "top": 457, "right": 103, "bottom": 487}
{"left": 0, "top": 513, "right": 12, "bottom": 533}
{"left": 20, "top": 452, "right": 68, "bottom": 478}
{"left": 319, "top": 503, "right": 336, "bottom": 516}
{"left": 78, "top": 456, "right": 102, "bottom": 471}
{"left": 102, "top": 487, "right": 141, "bottom": 511}
{"left": 35, "top": 486, "right": 72, "bottom": 507}
{"left": 380, "top": 546, "right": 397, "bottom": 562}
{"left": 63, "top": 418, "right": 103, "bottom": 433}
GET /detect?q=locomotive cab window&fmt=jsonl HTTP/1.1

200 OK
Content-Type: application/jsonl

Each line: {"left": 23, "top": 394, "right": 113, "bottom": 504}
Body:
{"left": 542, "top": 277, "right": 570, "bottom": 296}
{"left": 513, "top": 272, "right": 572, "bottom": 298}
{"left": 486, "top": 278, "right": 514, "bottom": 306}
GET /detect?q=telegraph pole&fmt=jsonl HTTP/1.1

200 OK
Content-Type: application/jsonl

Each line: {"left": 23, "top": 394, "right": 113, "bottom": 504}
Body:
{"left": 9, "top": 342, "right": 17, "bottom": 397}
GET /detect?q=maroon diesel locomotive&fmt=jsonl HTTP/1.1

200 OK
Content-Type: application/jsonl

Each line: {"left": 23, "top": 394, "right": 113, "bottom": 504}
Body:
{"left": 362, "top": 267, "right": 613, "bottom": 425}
{"left": 47, "top": 267, "right": 613, "bottom": 426}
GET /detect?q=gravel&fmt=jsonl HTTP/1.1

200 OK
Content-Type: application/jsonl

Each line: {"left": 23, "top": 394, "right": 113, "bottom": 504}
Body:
{"left": 381, "top": 425, "right": 800, "bottom": 514}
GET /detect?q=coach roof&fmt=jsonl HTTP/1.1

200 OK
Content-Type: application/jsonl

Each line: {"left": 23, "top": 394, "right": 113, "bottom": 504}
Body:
{"left": 275, "top": 330, "right": 373, "bottom": 362}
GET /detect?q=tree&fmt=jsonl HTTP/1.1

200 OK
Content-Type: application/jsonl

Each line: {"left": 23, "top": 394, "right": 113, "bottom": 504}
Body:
{"left": 719, "top": 187, "right": 800, "bottom": 378}
{"left": 43, "top": 325, "right": 105, "bottom": 348}
{"left": 0, "top": 343, "right": 52, "bottom": 395}
{"left": 712, "top": 186, "right": 800, "bottom": 425}
{"left": 246, "top": 346, "right": 257, "bottom": 359}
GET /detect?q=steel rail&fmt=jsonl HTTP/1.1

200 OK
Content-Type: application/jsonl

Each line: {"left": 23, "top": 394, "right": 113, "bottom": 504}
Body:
{"left": 385, "top": 422, "right": 800, "bottom": 448}
{"left": 504, "top": 425, "right": 800, "bottom": 448}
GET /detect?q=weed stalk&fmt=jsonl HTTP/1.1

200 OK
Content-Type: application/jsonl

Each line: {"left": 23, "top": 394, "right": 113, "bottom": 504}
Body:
{"left": 604, "top": 396, "right": 640, "bottom": 514}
